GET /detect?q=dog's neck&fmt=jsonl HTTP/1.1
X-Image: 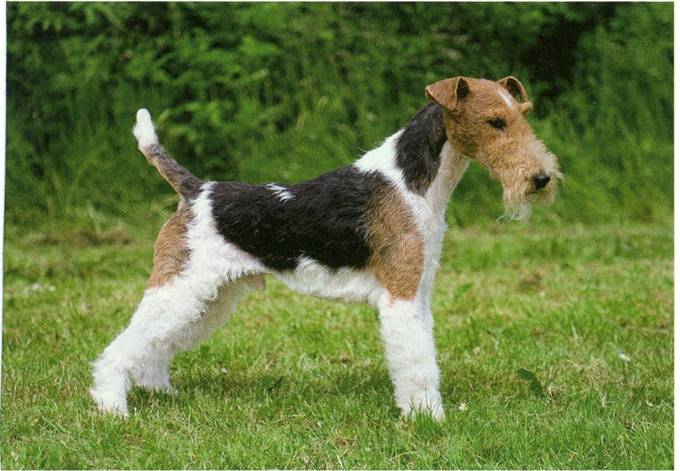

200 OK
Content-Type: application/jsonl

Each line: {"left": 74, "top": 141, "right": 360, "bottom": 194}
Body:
{"left": 423, "top": 142, "right": 469, "bottom": 216}
{"left": 393, "top": 103, "right": 448, "bottom": 194}
{"left": 354, "top": 104, "right": 469, "bottom": 216}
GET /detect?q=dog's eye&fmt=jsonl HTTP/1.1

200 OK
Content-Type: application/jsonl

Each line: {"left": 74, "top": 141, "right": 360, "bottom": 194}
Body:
{"left": 487, "top": 118, "right": 506, "bottom": 130}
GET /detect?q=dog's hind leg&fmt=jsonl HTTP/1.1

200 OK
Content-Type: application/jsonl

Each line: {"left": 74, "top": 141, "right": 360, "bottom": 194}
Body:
{"left": 90, "top": 277, "right": 257, "bottom": 417}
{"left": 120, "top": 206, "right": 191, "bottom": 395}
{"left": 91, "top": 207, "right": 263, "bottom": 415}
{"left": 92, "top": 178, "right": 266, "bottom": 416}
{"left": 132, "top": 354, "right": 174, "bottom": 394}
{"left": 131, "top": 279, "right": 256, "bottom": 393}
{"left": 90, "top": 282, "right": 207, "bottom": 417}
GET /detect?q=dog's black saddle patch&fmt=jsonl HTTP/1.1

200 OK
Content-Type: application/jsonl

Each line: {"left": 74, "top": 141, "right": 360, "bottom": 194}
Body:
{"left": 209, "top": 167, "right": 388, "bottom": 271}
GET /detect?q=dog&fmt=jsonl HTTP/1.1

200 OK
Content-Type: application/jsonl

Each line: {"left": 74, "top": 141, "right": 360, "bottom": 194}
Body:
{"left": 91, "top": 76, "right": 561, "bottom": 419}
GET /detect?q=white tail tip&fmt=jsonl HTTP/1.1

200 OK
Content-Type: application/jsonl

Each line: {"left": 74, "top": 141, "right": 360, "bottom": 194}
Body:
{"left": 133, "top": 108, "right": 158, "bottom": 149}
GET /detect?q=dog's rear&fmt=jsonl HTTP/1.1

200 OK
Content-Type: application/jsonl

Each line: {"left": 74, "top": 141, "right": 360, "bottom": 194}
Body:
{"left": 132, "top": 109, "right": 203, "bottom": 199}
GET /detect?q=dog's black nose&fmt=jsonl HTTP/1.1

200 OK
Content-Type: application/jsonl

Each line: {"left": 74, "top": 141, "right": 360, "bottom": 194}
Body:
{"left": 533, "top": 173, "right": 550, "bottom": 190}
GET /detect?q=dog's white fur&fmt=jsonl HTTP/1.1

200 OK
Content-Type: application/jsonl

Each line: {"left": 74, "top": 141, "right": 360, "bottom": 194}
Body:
{"left": 265, "top": 183, "right": 295, "bottom": 202}
{"left": 498, "top": 90, "right": 514, "bottom": 108}
{"left": 91, "top": 123, "right": 470, "bottom": 420}
{"left": 132, "top": 108, "right": 158, "bottom": 149}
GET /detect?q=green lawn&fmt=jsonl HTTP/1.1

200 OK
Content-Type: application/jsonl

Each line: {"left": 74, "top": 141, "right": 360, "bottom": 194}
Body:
{"left": 2, "top": 219, "right": 673, "bottom": 469}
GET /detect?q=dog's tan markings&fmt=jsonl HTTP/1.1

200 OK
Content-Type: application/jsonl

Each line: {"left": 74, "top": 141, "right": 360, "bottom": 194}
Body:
{"left": 141, "top": 143, "right": 202, "bottom": 198}
{"left": 148, "top": 206, "right": 192, "bottom": 287}
{"left": 366, "top": 185, "right": 423, "bottom": 300}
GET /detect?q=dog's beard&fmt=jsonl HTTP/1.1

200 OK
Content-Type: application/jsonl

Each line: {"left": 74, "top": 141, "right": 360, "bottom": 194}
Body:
{"left": 500, "top": 199, "right": 532, "bottom": 222}
{"left": 498, "top": 177, "right": 533, "bottom": 222}
{"left": 498, "top": 175, "right": 560, "bottom": 223}
{"left": 484, "top": 145, "right": 562, "bottom": 223}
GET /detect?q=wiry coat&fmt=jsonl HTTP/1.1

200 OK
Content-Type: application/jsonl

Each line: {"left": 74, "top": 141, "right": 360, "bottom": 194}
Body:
{"left": 91, "top": 77, "right": 561, "bottom": 420}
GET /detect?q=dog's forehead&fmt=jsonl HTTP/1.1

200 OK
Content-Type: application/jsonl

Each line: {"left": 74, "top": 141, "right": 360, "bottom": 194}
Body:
{"left": 467, "top": 79, "right": 517, "bottom": 111}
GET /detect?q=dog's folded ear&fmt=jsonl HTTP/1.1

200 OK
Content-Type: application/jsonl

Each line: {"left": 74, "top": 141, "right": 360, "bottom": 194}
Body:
{"left": 498, "top": 76, "right": 533, "bottom": 115}
{"left": 498, "top": 76, "right": 529, "bottom": 103}
{"left": 425, "top": 77, "right": 469, "bottom": 112}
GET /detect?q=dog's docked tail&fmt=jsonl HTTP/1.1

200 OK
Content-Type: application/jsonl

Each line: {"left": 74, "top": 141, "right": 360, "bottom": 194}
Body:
{"left": 132, "top": 108, "right": 203, "bottom": 199}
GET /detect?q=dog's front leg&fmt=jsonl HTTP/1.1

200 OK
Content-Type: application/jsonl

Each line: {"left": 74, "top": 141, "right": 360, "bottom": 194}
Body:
{"left": 378, "top": 296, "right": 445, "bottom": 420}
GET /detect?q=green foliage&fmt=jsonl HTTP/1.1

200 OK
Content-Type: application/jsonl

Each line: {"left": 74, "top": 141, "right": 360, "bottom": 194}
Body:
{"left": 6, "top": 3, "right": 673, "bottom": 228}
{"left": 538, "top": 3, "right": 673, "bottom": 223}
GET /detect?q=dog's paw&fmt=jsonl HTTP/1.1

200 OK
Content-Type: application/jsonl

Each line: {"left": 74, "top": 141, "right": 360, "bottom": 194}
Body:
{"left": 400, "top": 391, "right": 445, "bottom": 421}
{"left": 132, "top": 367, "right": 176, "bottom": 395}
{"left": 404, "top": 404, "right": 446, "bottom": 422}
{"left": 137, "top": 381, "right": 177, "bottom": 395}
{"left": 90, "top": 387, "right": 129, "bottom": 418}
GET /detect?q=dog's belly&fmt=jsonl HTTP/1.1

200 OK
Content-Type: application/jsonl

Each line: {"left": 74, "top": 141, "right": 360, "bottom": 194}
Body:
{"left": 271, "top": 256, "right": 383, "bottom": 304}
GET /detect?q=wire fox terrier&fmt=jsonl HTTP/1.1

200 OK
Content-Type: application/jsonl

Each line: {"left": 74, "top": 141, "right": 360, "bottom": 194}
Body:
{"left": 91, "top": 76, "right": 562, "bottom": 419}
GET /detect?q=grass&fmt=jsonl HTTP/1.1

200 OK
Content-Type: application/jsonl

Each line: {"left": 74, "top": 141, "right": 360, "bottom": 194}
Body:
{"left": 1, "top": 215, "right": 673, "bottom": 469}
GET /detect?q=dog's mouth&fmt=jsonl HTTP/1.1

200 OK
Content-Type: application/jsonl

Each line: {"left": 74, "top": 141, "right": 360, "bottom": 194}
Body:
{"left": 498, "top": 174, "right": 561, "bottom": 222}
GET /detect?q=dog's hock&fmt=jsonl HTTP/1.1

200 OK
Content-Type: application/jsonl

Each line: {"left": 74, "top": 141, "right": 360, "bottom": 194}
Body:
{"left": 133, "top": 108, "right": 158, "bottom": 149}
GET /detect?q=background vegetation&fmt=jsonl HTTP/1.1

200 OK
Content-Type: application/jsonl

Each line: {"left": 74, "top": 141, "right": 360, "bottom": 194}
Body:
{"left": 3, "top": 3, "right": 673, "bottom": 469}
{"left": 6, "top": 2, "right": 673, "bottom": 228}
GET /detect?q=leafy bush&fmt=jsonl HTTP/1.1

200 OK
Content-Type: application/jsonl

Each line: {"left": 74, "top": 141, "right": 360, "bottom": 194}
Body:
{"left": 6, "top": 3, "right": 673, "bottom": 228}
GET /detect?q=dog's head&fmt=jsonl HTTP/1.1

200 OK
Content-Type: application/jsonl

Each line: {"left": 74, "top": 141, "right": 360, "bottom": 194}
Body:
{"left": 426, "top": 76, "right": 562, "bottom": 220}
